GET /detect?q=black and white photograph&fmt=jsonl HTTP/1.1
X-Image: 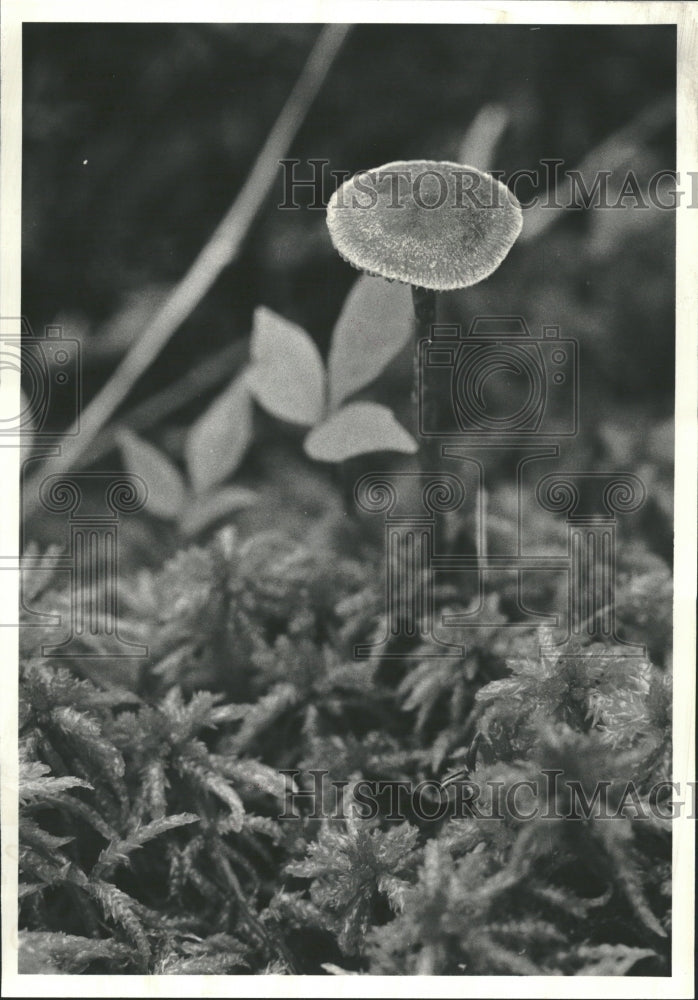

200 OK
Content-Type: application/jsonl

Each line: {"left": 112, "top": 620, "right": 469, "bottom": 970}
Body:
{"left": 1, "top": 2, "right": 696, "bottom": 994}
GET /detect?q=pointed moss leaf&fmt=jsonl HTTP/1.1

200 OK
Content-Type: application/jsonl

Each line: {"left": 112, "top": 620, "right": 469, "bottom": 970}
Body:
{"left": 573, "top": 944, "right": 657, "bottom": 976}
{"left": 328, "top": 275, "right": 413, "bottom": 410}
{"left": 458, "top": 104, "right": 509, "bottom": 172}
{"left": 204, "top": 773, "right": 245, "bottom": 831}
{"left": 246, "top": 306, "right": 325, "bottom": 426}
{"left": 18, "top": 931, "right": 134, "bottom": 974}
{"left": 322, "top": 964, "right": 358, "bottom": 975}
{"left": 117, "top": 429, "right": 185, "bottom": 520}
{"left": 304, "top": 402, "right": 417, "bottom": 463}
{"left": 179, "top": 486, "right": 257, "bottom": 537}
{"left": 185, "top": 371, "right": 253, "bottom": 494}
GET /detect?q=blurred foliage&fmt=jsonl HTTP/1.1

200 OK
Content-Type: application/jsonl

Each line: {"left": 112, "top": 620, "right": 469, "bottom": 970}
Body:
{"left": 23, "top": 23, "right": 675, "bottom": 411}
{"left": 22, "top": 23, "right": 675, "bottom": 562}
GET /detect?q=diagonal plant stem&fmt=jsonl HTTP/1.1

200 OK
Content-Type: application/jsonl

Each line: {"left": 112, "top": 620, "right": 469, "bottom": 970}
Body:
{"left": 519, "top": 95, "right": 674, "bottom": 243}
{"left": 79, "top": 340, "right": 246, "bottom": 469}
{"left": 24, "top": 24, "right": 351, "bottom": 517}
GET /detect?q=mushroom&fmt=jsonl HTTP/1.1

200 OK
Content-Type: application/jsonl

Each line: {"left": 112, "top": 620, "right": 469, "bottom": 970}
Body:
{"left": 326, "top": 159, "right": 523, "bottom": 430}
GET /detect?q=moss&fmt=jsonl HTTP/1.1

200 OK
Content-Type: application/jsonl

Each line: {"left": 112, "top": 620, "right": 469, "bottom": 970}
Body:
{"left": 19, "top": 522, "right": 672, "bottom": 974}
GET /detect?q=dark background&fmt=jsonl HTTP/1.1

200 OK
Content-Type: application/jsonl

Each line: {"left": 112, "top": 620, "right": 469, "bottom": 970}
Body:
{"left": 22, "top": 23, "right": 676, "bottom": 558}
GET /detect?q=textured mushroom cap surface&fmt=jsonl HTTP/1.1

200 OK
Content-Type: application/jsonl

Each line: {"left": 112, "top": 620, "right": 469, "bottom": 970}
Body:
{"left": 326, "top": 160, "right": 523, "bottom": 291}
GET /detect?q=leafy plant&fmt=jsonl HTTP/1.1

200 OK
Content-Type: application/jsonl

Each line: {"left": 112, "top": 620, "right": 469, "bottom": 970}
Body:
{"left": 117, "top": 274, "right": 420, "bottom": 534}
{"left": 117, "top": 373, "right": 256, "bottom": 537}
{"left": 286, "top": 817, "right": 421, "bottom": 954}
{"left": 247, "top": 279, "right": 418, "bottom": 461}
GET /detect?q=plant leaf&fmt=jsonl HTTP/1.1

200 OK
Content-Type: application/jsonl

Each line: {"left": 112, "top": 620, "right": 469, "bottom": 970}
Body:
{"left": 179, "top": 486, "right": 257, "bottom": 537}
{"left": 304, "top": 402, "right": 417, "bottom": 463}
{"left": 328, "top": 274, "right": 413, "bottom": 409}
{"left": 185, "top": 371, "right": 253, "bottom": 494}
{"left": 458, "top": 103, "right": 510, "bottom": 172}
{"left": 246, "top": 306, "right": 325, "bottom": 426}
{"left": 116, "top": 428, "right": 185, "bottom": 520}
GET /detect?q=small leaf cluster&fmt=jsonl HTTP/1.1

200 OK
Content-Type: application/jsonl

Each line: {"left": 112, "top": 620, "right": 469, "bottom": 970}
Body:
{"left": 116, "top": 275, "right": 420, "bottom": 539}
{"left": 247, "top": 276, "right": 417, "bottom": 461}
{"left": 116, "top": 373, "right": 256, "bottom": 537}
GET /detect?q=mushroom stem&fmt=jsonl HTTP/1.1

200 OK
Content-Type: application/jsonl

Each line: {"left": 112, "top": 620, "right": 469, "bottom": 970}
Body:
{"left": 411, "top": 285, "right": 437, "bottom": 454}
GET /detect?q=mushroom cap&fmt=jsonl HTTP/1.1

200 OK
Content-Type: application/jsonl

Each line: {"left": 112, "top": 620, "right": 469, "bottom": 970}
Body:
{"left": 326, "top": 159, "right": 523, "bottom": 291}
